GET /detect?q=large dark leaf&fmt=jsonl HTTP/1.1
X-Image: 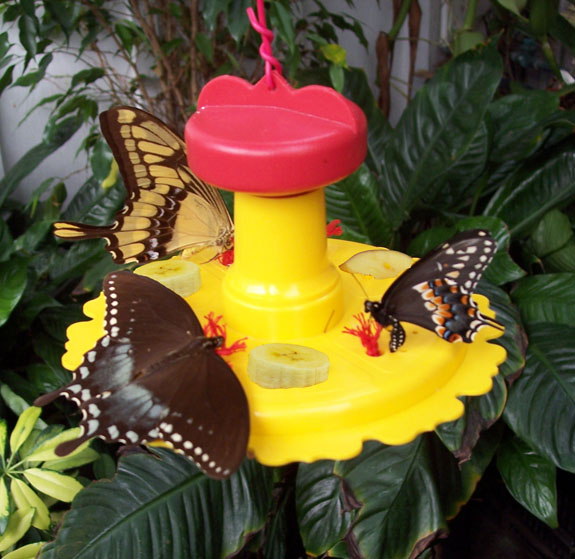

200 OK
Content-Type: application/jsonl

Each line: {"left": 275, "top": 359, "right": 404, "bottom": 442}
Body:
{"left": 40, "top": 450, "right": 275, "bottom": 559}
{"left": 326, "top": 165, "right": 391, "bottom": 246}
{"left": 380, "top": 42, "right": 502, "bottom": 233}
{"left": 503, "top": 324, "right": 575, "bottom": 472}
{"left": 511, "top": 273, "right": 575, "bottom": 328}
{"left": 487, "top": 90, "right": 559, "bottom": 163}
{"left": 0, "top": 256, "right": 29, "bottom": 328}
{"left": 342, "top": 68, "right": 392, "bottom": 174}
{"left": 497, "top": 433, "right": 558, "bottom": 528}
{"left": 483, "top": 136, "right": 575, "bottom": 238}
{"left": 435, "top": 373, "right": 507, "bottom": 462}
{"left": 297, "top": 438, "right": 447, "bottom": 559}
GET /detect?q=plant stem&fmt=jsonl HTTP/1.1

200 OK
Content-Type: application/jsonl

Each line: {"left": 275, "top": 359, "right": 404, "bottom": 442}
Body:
{"left": 463, "top": 0, "right": 479, "bottom": 31}
{"left": 388, "top": 0, "right": 412, "bottom": 41}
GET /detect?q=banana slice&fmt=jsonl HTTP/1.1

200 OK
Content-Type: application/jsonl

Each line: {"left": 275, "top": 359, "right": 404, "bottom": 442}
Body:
{"left": 135, "top": 259, "right": 201, "bottom": 298}
{"left": 339, "top": 249, "right": 412, "bottom": 279}
{"left": 248, "top": 343, "right": 330, "bottom": 389}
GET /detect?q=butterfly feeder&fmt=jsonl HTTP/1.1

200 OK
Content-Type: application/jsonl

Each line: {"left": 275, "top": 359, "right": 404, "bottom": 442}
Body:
{"left": 49, "top": 1, "right": 506, "bottom": 475}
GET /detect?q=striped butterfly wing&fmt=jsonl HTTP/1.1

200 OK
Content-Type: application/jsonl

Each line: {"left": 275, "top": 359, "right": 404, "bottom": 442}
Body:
{"left": 54, "top": 106, "right": 233, "bottom": 264}
{"left": 35, "top": 271, "right": 249, "bottom": 479}
{"left": 367, "top": 230, "right": 502, "bottom": 352}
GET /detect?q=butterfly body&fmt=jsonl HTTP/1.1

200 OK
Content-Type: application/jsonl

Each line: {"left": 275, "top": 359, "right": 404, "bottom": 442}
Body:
{"left": 54, "top": 107, "right": 233, "bottom": 263}
{"left": 35, "top": 271, "right": 249, "bottom": 479}
{"left": 365, "top": 229, "right": 502, "bottom": 353}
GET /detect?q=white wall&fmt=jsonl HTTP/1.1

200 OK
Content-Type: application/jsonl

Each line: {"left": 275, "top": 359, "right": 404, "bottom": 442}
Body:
{"left": 0, "top": 1, "right": 444, "bottom": 203}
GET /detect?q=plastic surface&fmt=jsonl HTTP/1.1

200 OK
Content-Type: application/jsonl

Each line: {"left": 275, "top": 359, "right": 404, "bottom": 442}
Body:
{"left": 223, "top": 189, "right": 342, "bottom": 339}
{"left": 185, "top": 72, "right": 367, "bottom": 193}
{"left": 61, "top": 239, "right": 505, "bottom": 466}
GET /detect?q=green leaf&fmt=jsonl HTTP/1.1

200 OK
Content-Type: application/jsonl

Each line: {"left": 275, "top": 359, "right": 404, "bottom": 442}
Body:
{"left": 317, "top": 439, "right": 446, "bottom": 559}
{"left": 9, "top": 407, "right": 41, "bottom": 456}
{"left": 0, "top": 256, "right": 29, "bottom": 328}
{"left": 23, "top": 469, "right": 82, "bottom": 503}
{"left": 528, "top": 209, "right": 573, "bottom": 257}
{"left": 544, "top": 237, "right": 575, "bottom": 272}
{"left": 12, "top": 53, "right": 52, "bottom": 88}
{"left": 495, "top": 0, "right": 527, "bottom": 15}
{"left": 10, "top": 479, "right": 50, "bottom": 530}
{"left": 342, "top": 68, "right": 392, "bottom": 173}
{"left": 326, "top": 165, "right": 391, "bottom": 245}
{"left": 17, "top": 14, "right": 37, "bottom": 59}
{"left": 40, "top": 450, "right": 274, "bottom": 559}
{"left": 44, "top": 0, "right": 77, "bottom": 35}
{"left": 504, "top": 323, "right": 575, "bottom": 471}
{"left": 3, "top": 542, "right": 46, "bottom": 559}
{"left": 194, "top": 32, "right": 213, "bottom": 64}
{"left": 25, "top": 428, "right": 89, "bottom": 463}
{"left": 487, "top": 90, "right": 559, "bottom": 163}
{"left": 484, "top": 137, "right": 575, "bottom": 237}
{"left": 70, "top": 67, "right": 105, "bottom": 88}
{"left": 328, "top": 63, "right": 344, "bottom": 92}
{"left": 497, "top": 434, "right": 557, "bottom": 527}
{"left": 436, "top": 373, "right": 507, "bottom": 460}
{"left": 227, "top": 0, "right": 251, "bottom": 42}
{"left": 0, "top": 508, "right": 34, "bottom": 553}
{"left": 0, "top": 420, "right": 7, "bottom": 461}
{"left": 296, "top": 461, "right": 356, "bottom": 555}
{"left": 380, "top": 41, "right": 502, "bottom": 233}
{"left": 476, "top": 281, "right": 526, "bottom": 380}
{"left": 0, "top": 64, "right": 15, "bottom": 96}
{"left": 42, "top": 447, "right": 100, "bottom": 472}
{"left": 0, "top": 476, "right": 10, "bottom": 536}
{"left": 270, "top": 2, "right": 296, "bottom": 54}
{"left": 511, "top": 273, "right": 575, "bottom": 327}
{"left": 0, "top": 117, "right": 82, "bottom": 207}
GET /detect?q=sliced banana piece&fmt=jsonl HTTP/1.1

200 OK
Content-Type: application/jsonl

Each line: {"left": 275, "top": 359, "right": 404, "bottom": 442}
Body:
{"left": 135, "top": 259, "right": 201, "bottom": 298}
{"left": 339, "top": 249, "right": 413, "bottom": 279}
{"left": 248, "top": 343, "right": 330, "bottom": 389}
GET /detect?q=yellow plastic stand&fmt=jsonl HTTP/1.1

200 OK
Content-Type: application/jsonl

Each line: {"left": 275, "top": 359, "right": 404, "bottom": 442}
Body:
{"left": 62, "top": 229, "right": 505, "bottom": 466}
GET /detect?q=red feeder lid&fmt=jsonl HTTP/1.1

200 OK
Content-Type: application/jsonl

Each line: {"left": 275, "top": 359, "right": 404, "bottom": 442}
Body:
{"left": 185, "top": 72, "right": 367, "bottom": 194}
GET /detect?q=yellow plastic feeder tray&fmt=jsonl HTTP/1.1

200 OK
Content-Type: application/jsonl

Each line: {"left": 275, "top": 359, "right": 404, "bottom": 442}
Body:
{"left": 62, "top": 68, "right": 505, "bottom": 468}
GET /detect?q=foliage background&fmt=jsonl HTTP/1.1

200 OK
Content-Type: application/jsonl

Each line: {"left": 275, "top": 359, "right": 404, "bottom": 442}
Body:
{"left": 0, "top": 0, "right": 575, "bottom": 558}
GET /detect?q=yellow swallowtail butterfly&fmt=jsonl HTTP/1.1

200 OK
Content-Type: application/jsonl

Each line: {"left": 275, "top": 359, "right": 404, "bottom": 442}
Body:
{"left": 54, "top": 106, "right": 234, "bottom": 264}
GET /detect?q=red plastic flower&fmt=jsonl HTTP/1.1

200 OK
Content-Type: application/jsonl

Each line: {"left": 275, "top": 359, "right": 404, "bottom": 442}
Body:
{"left": 343, "top": 313, "right": 383, "bottom": 356}
{"left": 203, "top": 312, "right": 247, "bottom": 356}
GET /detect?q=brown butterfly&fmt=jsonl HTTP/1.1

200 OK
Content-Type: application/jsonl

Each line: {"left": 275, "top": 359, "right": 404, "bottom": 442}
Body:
{"left": 35, "top": 271, "right": 249, "bottom": 479}
{"left": 54, "top": 106, "right": 234, "bottom": 263}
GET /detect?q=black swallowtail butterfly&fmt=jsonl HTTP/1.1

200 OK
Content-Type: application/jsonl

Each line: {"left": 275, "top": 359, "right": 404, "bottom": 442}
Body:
{"left": 35, "top": 271, "right": 249, "bottom": 479}
{"left": 365, "top": 229, "right": 503, "bottom": 353}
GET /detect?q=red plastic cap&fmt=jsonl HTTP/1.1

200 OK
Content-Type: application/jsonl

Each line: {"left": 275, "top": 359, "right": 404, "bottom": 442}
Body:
{"left": 185, "top": 72, "right": 367, "bottom": 194}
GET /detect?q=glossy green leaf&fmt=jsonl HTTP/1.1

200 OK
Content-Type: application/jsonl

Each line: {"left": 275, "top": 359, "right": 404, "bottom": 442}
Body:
{"left": 484, "top": 137, "right": 575, "bottom": 237}
{"left": 326, "top": 165, "right": 391, "bottom": 245}
{"left": 342, "top": 68, "right": 392, "bottom": 173}
{"left": 511, "top": 273, "right": 575, "bottom": 327}
{"left": 10, "top": 407, "right": 41, "bottom": 457}
{"left": 0, "top": 476, "right": 10, "bottom": 536}
{"left": 497, "top": 434, "right": 557, "bottom": 527}
{"left": 40, "top": 450, "right": 274, "bottom": 559}
{"left": 0, "top": 257, "right": 28, "bottom": 328}
{"left": 25, "top": 428, "right": 89, "bottom": 463}
{"left": 495, "top": 0, "right": 527, "bottom": 15}
{"left": 22, "top": 468, "right": 82, "bottom": 503}
{"left": 487, "top": 90, "right": 559, "bottom": 163}
{"left": 10, "top": 479, "right": 50, "bottom": 530}
{"left": 0, "top": 508, "right": 34, "bottom": 553}
{"left": 504, "top": 324, "right": 575, "bottom": 471}
{"left": 544, "top": 237, "right": 575, "bottom": 272}
{"left": 227, "top": 0, "right": 251, "bottom": 42}
{"left": 436, "top": 373, "right": 507, "bottom": 460}
{"left": 306, "top": 439, "right": 446, "bottom": 559}
{"left": 476, "top": 280, "right": 526, "bottom": 380}
{"left": 17, "top": 14, "right": 37, "bottom": 59}
{"left": 296, "top": 461, "right": 356, "bottom": 555}
{"left": 380, "top": 41, "right": 502, "bottom": 233}
{"left": 528, "top": 209, "right": 572, "bottom": 257}
{"left": 70, "top": 67, "right": 105, "bottom": 87}
{"left": 3, "top": 542, "right": 46, "bottom": 559}
{"left": 0, "top": 64, "right": 15, "bottom": 96}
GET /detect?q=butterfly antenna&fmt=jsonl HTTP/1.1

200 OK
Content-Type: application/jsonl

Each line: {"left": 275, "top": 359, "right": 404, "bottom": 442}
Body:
{"left": 350, "top": 273, "right": 370, "bottom": 299}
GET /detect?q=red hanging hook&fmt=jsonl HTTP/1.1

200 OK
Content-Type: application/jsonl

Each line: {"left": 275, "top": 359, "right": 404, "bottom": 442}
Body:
{"left": 246, "top": 0, "right": 283, "bottom": 89}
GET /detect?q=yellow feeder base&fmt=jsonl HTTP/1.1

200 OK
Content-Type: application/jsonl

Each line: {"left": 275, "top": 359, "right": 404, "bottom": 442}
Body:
{"left": 62, "top": 239, "right": 505, "bottom": 467}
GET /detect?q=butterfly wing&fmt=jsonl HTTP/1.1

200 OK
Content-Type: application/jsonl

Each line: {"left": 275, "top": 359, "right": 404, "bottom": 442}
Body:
{"left": 369, "top": 230, "right": 501, "bottom": 350}
{"left": 53, "top": 106, "right": 233, "bottom": 264}
{"left": 35, "top": 271, "right": 249, "bottom": 479}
